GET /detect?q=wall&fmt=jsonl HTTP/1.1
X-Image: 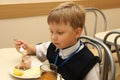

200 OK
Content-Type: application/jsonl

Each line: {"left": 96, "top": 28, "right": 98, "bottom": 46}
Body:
{"left": 0, "top": 0, "right": 120, "bottom": 19}
{"left": 0, "top": 15, "right": 50, "bottom": 48}
{"left": 0, "top": 0, "right": 120, "bottom": 48}
{"left": 0, "top": 8, "right": 120, "bottom": 48}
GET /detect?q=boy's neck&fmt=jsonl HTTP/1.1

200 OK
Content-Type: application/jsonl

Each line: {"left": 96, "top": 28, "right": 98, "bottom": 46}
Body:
{"left": 61, "top": 41, "right": 78, "bottom": 50}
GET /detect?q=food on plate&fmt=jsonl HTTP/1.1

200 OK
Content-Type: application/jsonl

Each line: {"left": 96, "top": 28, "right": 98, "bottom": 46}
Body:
{"left": 15, "top": 55, "right": 31, "bottom": 70}
{"left": 40, "top": 71, "right": 57, "bottom": 80}
{"left": 22, "top": 67, "right": 40, "bottom": 77}
{"left": 13, "top": 67, "right": 24, "bottom": 76}
{"left": 12, "top": 66, "right": 40, "bottom": 77}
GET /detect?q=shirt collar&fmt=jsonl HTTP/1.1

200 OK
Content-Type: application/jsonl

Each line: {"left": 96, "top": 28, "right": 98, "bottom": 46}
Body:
{"left": 59, "top": 40, "right": 84, "bottom": 59}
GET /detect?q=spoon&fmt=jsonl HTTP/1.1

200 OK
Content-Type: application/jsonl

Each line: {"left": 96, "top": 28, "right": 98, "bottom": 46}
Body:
{"left": 14, "top": 39, "right": 25, "bottom": 54}
{"left": 19, "top": 46, "right": 25, "bottom": 53}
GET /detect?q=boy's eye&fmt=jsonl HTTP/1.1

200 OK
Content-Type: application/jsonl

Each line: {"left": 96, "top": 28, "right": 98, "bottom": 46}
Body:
{"left": 57, "top": 32, "right": 64, "bottom": 35}
{"left": 50, "top": 30, "right": 53, "bottom": 34}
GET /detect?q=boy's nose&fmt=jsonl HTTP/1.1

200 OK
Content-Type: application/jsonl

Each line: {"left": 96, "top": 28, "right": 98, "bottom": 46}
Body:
{"left": 51, "top": 34, "right": 57, "bottom": 41}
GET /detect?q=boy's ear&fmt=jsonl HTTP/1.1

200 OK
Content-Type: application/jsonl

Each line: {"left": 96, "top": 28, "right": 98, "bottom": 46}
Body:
{"left": 76, "top": 28, "right": 83, "bottom": 38}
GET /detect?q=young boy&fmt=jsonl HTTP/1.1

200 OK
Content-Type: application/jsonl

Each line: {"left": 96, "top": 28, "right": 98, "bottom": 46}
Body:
{"left": 15, "top": 2, "right": 100, "bottom": 80}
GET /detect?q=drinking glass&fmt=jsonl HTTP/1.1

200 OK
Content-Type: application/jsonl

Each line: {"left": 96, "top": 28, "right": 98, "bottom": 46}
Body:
{"left": 40, "top": 63, "right": 58, "bottom": 80}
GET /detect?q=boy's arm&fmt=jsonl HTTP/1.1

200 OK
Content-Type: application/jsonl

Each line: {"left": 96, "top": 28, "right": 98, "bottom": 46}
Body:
{"left": 83, "top": 64, "right": 100, "bottom": 80}
{"left": 27, "top": 44, "right": 36, "bottom": 55}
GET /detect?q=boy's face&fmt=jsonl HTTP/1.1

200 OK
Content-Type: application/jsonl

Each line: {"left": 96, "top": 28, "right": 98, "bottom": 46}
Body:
{"left": 49, "top": 22, "right": 82, "bottom": 49}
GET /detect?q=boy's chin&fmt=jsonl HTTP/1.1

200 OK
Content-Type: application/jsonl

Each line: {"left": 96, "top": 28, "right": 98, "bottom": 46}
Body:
{"left": 54, "top": 45, "right": 62, "bottom": 49}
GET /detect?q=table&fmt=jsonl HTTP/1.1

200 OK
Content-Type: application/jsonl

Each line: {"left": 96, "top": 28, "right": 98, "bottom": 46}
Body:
{"left": 0, "top": 48, "right": 64, "bottom": 80}
{"left": 95, "top": 28, "right": 120, "bottom": 66}
{"left": 0, "top": 48, "right": 42, "bottom": 80}
{"left": 95, "top": 28, "right": 120, "bottom": 46}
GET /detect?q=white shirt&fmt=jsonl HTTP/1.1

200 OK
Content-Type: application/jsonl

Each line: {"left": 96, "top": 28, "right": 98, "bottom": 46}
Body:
{"left": 36, "top": 41, "right": 100, "bottom": 80}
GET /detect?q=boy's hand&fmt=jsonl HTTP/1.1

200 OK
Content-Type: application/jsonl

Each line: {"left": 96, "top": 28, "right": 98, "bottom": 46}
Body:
{"left": 14, "top": 39, "right": 28, "bottom": 53}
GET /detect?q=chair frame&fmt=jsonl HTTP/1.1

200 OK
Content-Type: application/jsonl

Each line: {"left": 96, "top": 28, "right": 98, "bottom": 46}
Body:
{"left": 80, "top": 35, "right": 115, "bottom": 80}
{"left": 114, "top": 35, "right": 120, "bottom": 65}
{"left": 103, "top": 31, "right": 120, "bottom": 65}
{"left": 84, "top": 7, "right": 107, "bottom": 37}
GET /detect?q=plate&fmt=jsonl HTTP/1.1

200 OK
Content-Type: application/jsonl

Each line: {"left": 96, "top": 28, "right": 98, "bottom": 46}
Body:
{"left": 9, "top": 61, "right": 41, "bottom": 79}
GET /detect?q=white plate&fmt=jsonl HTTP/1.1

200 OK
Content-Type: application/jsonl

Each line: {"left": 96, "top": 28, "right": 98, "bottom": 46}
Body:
{"left": 9, "top": 61, "right": 64, "bottom": 80}
{"left": 9, "top": 61, "right": 41, "bottom": 79}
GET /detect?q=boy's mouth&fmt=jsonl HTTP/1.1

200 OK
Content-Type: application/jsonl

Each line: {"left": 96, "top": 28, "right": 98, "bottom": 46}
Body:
{"left": 54, "top": 43, "right": 59, "bottom": 45}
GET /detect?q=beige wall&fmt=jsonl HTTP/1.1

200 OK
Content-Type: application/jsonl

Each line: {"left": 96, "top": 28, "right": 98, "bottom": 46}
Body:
{"left": 0, "top": 15, "right": 50, "bottom": 48}
{"left": 0, "top": 8, "right": 120, "bottom": 48}
{"left": 0, "top": 0, "right": 76, "bottom": 4}
{"left": 0, "top": 0, "right": 120, "bottom": 19}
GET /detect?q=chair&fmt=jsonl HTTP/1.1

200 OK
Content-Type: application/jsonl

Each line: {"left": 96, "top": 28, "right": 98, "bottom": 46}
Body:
{"left": 103, "top": 31, "right": 120, "bottom": 65}
{"left": 114, "top": 35, "right": 120, "bottom": 65}
{"left": 84, "top": 7, "right": 107, "bottom": 37}
{"left": 79, "top": 35, "right": 115, "bottom": 80}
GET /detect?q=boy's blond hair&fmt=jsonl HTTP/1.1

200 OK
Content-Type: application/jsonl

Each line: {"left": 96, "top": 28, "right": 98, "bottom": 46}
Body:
{"left": 47, "top": 2, "right": 86, "bottom": 29}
